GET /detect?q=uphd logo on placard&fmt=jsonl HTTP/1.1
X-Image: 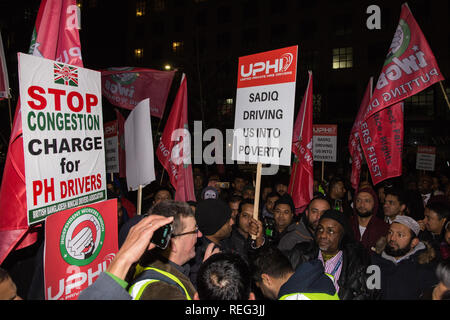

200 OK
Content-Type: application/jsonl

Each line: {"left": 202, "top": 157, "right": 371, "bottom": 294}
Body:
{"left": 240, "top": 52, "right": 294, "bottom": 78}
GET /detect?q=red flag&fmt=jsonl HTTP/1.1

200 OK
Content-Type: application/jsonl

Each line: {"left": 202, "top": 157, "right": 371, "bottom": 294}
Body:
{"left": 0, "top": 32, "right": 9, "bottom": 100}
{"left": 288, "top": 71, "right": 313, "bottom": 213}
{"left": 364, "top": 3, "right": 444, "bottom": 121}
{"left": 156, "top": 74, "right": 196, "bottom": 202}
{"left": 349, "top": 78, "right": 373, "bottom": 190}
{"left": 101, "top": 68, "right": 175, "bottom": 118}
{"left": 115, "top": 109, "right": 126, "bottom": 178}
{"left": 0, "top": 0, "right": 83, "bottom": 264}
{"left": 359, "top": 103, "right": 404, "bottom": 186}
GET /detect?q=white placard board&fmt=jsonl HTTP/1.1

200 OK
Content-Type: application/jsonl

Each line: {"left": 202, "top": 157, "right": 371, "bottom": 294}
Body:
{"left": 18, "top": 53, "right": 106, "bottom": 224}
{"left": 232, "top": 46, "right": 298, "bottom": 166}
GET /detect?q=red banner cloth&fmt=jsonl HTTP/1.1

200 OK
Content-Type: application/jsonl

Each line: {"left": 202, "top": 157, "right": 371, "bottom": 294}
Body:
{"left": 288, "top": 71, "right": 314, "bottom": 213}
{"left": 359, "top": 103, "right": 404, "bottom": 186}
{"left": 101, "top": 68, "right": 175, "bottom": 119}
{"left": 156, "top": 75, "right": 196, "bottom": 202}
{"left": 363, "top": 3, "right": 444, "bottom": 121}
{"left": 349, "top": 78, "right": 373, "bottom": 191}
{"left": 0, "top": 0, "right": 83, "bottom": 264}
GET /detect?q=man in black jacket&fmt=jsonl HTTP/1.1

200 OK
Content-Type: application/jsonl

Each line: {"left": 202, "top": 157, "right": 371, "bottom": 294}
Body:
{"left": 285, "top": 210, "right": 378, "bottom": 300}
{"left": 230, "top": 199, "right": 265, "bottom": 263}
{"left": 371, "top": 215, "right": 438, "bottom": 299}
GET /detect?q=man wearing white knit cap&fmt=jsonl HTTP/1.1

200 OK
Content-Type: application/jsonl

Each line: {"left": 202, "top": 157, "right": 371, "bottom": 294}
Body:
{"left": 371, "top": 215, "right": 438, "bottom": 299}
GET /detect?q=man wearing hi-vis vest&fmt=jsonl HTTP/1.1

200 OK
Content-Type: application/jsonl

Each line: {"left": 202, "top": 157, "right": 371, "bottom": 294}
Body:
{"left": 251, "top": 245, "right": 339, "bottom": 300}
{"left": 127, "top": 201, "right": 201, "bottom": 300}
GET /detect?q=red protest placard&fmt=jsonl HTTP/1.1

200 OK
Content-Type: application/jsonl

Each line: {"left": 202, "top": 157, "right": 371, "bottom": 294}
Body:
{"left": 237, "top": 45, "right": 298, "bottom": 88}
{"left": 44, "top": 199, "right": 118, "bottom": 300}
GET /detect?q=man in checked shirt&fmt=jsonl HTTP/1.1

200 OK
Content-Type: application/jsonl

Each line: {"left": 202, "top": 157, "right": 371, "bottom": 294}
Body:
{"left": 286, "top": 210, "right": 380, "bottom": 300}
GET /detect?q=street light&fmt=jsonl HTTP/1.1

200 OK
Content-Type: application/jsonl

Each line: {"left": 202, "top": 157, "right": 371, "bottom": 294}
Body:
{"left": 164, "top": 64, "right": 171, "bottom": 71}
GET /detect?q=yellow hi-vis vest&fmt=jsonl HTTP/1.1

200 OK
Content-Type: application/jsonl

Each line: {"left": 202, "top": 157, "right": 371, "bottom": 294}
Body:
{"left": 278, "top": 273, "right": 340, "bottom": 300}
{"left": 128, "top": 265, "right": 192, "bottom": 300}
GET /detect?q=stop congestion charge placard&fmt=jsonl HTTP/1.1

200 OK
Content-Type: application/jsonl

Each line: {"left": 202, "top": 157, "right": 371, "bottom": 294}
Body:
{"left": 18, "top": 53, "right": 106, "bottom": 225}
{"left": 232, "top": 46, "right": 298, "bottom": 166}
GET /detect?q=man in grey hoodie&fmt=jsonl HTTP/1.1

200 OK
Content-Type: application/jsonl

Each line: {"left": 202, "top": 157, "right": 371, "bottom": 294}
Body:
{"left": 370, "top": 215, "right": 438, "bottom": 299}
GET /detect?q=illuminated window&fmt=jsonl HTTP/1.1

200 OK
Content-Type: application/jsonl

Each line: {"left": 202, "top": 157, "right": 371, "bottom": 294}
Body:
{"left": 332, "top": 47, "right": 353, "bottom": 69}
{"left": 136, "top": 1, "right": 146, "bottom": 17}
{"left": 172, "top": 41, "right": 183, "bottom": 53}
{"left": 134, "top": 48, "right": 144, "bottom": 59}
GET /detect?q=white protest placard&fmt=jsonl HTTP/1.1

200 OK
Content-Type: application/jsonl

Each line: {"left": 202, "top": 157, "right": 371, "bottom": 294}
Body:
{"left": 18, "top": 53, "right": 106, "bottom": 225}
{"left": 232, "top": 46, "right": 298, "bottom": 166}
{"left": 313, "top": 124, "right": 337, "bottom": 162}
{"left": 416, "top": 146, "right": 436, "bottom": 171}
{"left": 104, "top": 120, "right": 119, "bottom": 173}
{"left": 125, "top": 98, "right": 155, "bottom": 191}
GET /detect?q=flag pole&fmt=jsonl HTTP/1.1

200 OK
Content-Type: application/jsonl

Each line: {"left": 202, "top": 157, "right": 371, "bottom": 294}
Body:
{"left": 439, "top": 81, "right": 450, "bottom": 110}
{"left": 321, "top": 161, "right": 324, "bottom": 182}
{"left": 252, "top": 162, "right": 262, "bottom": 240}
{"left": 7, "top": 95, "right": 12, "bottom": 131}
{"left": 159, "top": 170, "right": 165, "bottom": 185}
{"left": 137, "top": 184, "right": 143, "bottom": 215}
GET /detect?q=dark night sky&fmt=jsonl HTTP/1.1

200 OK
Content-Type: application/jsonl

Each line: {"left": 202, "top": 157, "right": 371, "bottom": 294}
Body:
{"left": 0, "top": 0, "right": 449, "bottom": 178}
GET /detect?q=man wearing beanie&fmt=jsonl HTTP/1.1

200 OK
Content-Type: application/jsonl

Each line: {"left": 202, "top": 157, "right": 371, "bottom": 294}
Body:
{"left": 189, "top": 199, "right": 235, "bottom": 287}
{"left": 351, "top": 187, "right": 389, "bottom": 253}
{"left": 286, "top": 209, "right": 378, "bottom": 300}
{"left": 371, "top": 215, "right": 438, "bottom": 299}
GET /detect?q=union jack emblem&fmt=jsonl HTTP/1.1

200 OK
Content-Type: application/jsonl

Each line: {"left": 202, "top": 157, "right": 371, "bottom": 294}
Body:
{"left": 54, "top": 63, "right": 78, "bottom": 87}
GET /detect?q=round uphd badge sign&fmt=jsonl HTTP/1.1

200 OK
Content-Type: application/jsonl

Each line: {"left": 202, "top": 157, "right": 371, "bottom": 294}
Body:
{"left": 60, "top": 207, "right": 105, "bottom": 266}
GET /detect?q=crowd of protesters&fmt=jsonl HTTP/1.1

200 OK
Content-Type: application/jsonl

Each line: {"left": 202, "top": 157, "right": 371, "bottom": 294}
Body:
{"left": 1, "top": 164, "right": 450, "bottom": 301}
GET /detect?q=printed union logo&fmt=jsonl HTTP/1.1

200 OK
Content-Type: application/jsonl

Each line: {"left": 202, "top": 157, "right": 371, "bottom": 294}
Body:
{"left": 384, "top": 19, "right": 411, "bottom": 66}
{"left": 108, "top": 67, "right": 138, "bottom": 85}
{"left": 60, "top": 207, "right": 105, "bottom": 266}
{"left": 54, "top": 63, "right": 79, "bottom": 87}
{"left": 240, "top": 51, "right": 295, "bottom": 79}
{"left": 280, "top": 53, "right": 293, "bottom": 72}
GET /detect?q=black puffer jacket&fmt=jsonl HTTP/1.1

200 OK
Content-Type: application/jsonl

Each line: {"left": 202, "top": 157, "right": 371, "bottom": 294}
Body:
{"left": 285, "top": 240, "right": 380, "bottom": 300}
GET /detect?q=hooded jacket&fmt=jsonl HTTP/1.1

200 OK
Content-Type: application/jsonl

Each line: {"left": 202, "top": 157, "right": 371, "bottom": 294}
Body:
{"left": 278, "top": 259, "right": 339, "bottom": 300}
{"left": 351, "top": 187, "right": 389, "bottom": 252}
{"left": 371, "top": 241, "right": 438, "bottom": 300}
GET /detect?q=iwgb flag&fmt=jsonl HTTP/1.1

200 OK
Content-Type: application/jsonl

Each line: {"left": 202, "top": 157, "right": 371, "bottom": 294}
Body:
{"left": 0, "top": 0, "right": 83, "bottom": 264}
{"left": 288, "top": 71, "right": 313, "bottom": 213}
{"left": 101, "top": 67, "right": 175, "bottom": 119}
{"left": 349, "top": 78, "right": 373, "bottom": 191}
{"left": 359, "top": 102, "right": 404, "bottom": 186}
{"left": 363, "top": 3, "right": 444, "bottom": 121}
{"left": 156, "top": 74, "right": 195, "bottom": 202}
